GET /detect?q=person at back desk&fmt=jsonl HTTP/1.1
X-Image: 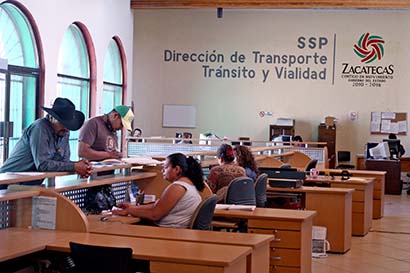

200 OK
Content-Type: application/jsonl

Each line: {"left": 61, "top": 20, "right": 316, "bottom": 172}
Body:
{"left": 113, "top": 153, "right": 204, "bottom": 228}
{"left": 207, "top": 144, "right": 246, "bottom": 202}
{"left": 0, "top": 98, "right": 91, "bottom": 188}
{"left": 78, "top": 105, "right": 134, "bottom": 161}
{"left": 388, "top": 133, "right": 405, "bottom": 157}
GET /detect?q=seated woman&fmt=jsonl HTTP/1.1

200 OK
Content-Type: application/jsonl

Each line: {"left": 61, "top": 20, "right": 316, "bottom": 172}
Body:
{"left": 234, "top": 145, "right": 259, "bottom": 181}
{"left": 207, "top": 144, "right": 246, "bottom": 202}
{"left": 113, "top": 153, "right": 204, "bottom": 228}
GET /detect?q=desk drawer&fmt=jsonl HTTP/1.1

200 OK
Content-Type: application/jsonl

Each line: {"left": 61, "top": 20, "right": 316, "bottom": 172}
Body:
{"left": 249, "top": 228, "right": 301, "bottom": 249}
{"left": 271, "top": 265, "right": 300, "bottom": 273}
{"left": 270, "top": 248, "right": 301, "bottom": 267}
{"left": 248, "top": 219, "right": 301, "bottom": 231}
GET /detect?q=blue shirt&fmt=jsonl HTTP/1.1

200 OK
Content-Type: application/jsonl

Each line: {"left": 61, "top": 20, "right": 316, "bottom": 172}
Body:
{"left": 0, "top": 118, "right": 75, "bottom": 185}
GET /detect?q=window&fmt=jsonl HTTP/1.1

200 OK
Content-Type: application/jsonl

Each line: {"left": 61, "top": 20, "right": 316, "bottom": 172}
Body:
{"left": 57, "top": 23, "right": 92, "bottom": 160}
{"left": 102, "top": 38, "right": 124, "bottom": 114}
{"left": 0, "top": 2, "right": 41, "bottom": 163}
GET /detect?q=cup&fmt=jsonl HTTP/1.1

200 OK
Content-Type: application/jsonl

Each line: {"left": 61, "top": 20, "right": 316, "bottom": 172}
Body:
{"left": 310, "top": 168, "right": 319, "bottom": 178}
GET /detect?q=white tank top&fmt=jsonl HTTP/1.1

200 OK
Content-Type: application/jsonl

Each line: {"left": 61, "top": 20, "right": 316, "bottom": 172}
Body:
{"left": 156, "top": 181, "right": 202, "bottom": 228}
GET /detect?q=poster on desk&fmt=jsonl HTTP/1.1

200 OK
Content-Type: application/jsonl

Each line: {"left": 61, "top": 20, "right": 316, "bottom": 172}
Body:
{"left": 32, "top": 196, "right": 57, "bottom": 230}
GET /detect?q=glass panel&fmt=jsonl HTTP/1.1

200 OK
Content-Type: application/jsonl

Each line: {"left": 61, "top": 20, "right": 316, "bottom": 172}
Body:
{"left": 104, "top": 39, "right": 122, "bottom": 85}
{"left": 57, "top": 76, "right": 89, "bottom": 161}
{"left": 8, "top": 73, "right": 36, "bottom": 157}
{"left": 0, "top": 3, "right": 38, "bottom": 68}
{"left": 101, "top": 83, "right": 122, "bottom": 115}
{"left": 57, "top": 24, "right": 89, "bottom": 78}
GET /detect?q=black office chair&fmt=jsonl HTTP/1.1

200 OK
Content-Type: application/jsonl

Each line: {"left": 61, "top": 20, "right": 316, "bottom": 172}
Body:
{"left": 336, "top": 151, "right": 355, "bottom": 169}
{"left": 189, "top": 194, "right": 218, "bottom": 230}
{"left": 254, "top": 173, "right": 268, "bottom": 208}
{"left": 225, "top": 176, "right": 256, "bottom": 205}
{"left": 213, "top": 177, "right": 256, "bottom": 232}
{"left": 305, "top": 159, "right": 318, "bottom": 172}
{"left": 68, "top": 242, "right": 135, "bottom": 273}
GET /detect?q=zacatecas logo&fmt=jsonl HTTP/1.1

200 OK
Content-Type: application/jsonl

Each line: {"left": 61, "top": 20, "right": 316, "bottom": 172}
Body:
{"left": 353, "top": 33, "right": 385, "bottom": 64}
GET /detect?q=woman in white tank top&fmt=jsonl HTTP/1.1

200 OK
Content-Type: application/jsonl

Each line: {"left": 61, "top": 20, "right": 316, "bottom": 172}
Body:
{"left": 113, "top": 153, "right": 204, "bottom": 228}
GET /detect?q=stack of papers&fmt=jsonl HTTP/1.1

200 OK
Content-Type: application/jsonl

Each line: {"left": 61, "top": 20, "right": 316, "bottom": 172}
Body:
{"left": 215, "top": 204, "right": 256, "bottom": 211}
{"left": 122, "top": 157, "right": 163, "bottom": 165}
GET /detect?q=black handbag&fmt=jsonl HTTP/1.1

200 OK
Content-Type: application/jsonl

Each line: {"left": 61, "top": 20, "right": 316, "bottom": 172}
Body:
{"left": 84, "top": 185, "right": 116, "bottom": 214}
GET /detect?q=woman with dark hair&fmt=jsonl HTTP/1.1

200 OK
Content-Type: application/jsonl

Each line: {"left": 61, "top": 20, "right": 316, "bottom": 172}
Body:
{"left": 207, "top": 143, "right": 246, "bottom": 202}
{"left": 234, "top": 145, "right": 259, "bottom": 181}
{"left": 113, "top": 153, "right": 204, "bottom": 228}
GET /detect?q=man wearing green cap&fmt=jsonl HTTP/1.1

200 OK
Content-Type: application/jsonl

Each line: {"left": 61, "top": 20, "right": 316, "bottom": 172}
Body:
{"left": 78, "top": 105, "right": 134, "bottom": 161}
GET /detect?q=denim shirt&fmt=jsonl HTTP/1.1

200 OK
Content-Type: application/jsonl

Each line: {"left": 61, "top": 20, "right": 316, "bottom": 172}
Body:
{"left": 0, "top": 118, "right": 75, "bottom": 176}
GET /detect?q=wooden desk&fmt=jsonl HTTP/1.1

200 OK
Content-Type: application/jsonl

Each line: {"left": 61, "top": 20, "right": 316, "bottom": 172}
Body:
{"left": 357, "top": 154, "right": 410, "bottom": 172}
{"left": 267, "top": 186, "right": 352, "bottom": 253}
{"left": 214, "top": 207, "right": 316, "bottom": 273}
{"left": 88, "top": 215, "right": 273, "bottom": 273}
{"left": 305, "top": 176, "right": 373, "bottom": 236}
{"left": 47, "top": 231, "right": 251, "bottom": 273}
{"left": 0, "top": 228, "right": 251, "bottom": 273}
{"left": 323, "top": 169, "right": 386, "bottom": 219}
{"left": 365, "top": 159, "right": 401, "bottom": 195}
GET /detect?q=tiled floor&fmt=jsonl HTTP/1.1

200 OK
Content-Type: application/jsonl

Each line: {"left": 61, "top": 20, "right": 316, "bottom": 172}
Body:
{"left": 313, "top": 194, "right": 410, "bottom": 273}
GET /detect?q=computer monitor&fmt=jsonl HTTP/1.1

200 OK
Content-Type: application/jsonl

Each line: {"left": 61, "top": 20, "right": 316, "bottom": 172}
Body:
{"left": 366, "top": 142, "right": 379, "bottom": 159}
{"left": 383, "top": 139, "right": 400, "bottom": 159}
{"left": 368, "top": 142, "right": 390, "bottom": 159}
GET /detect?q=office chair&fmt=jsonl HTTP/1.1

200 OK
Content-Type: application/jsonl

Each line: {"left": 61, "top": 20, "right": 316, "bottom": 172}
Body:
{"left": 213, "top": 177, "right": 256, "bottom": 232}
{"left": 189, "top": 194, "right": 218, "bottom": 230}
{"left": 225, "top": 176, "right": 256, "bottom": 205}
{"left": 305, "top": 159, "right": 318, "bottom": 172}
{"left": 336, "top": 151, "right": 355, "bottom": 169}
{"left": 68, "top": 242, "right": 133, "bottom": 273}
{"left": 254, "top": 173, "right": 268, "bottom": 207}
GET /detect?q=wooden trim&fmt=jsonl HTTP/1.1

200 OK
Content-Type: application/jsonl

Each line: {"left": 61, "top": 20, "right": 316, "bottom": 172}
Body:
{"left": 131, "top": 0, "right": 410, "bottom": 9}
{"left": 74, "top": 21, "right": 97, "bottom": 117}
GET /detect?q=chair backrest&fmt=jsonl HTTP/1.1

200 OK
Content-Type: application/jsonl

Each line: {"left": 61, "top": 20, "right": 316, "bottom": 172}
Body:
{"left": 189, "top": 194, "right": 218, "bottom": 230}
{"left": 69, "top": 242, "right": 132, "bottom": 273}
{"left": 305, "top": 159, "right": 318, "bottom": 172}
{"left": 254, "top": 173, "right": 268, "bottom": 207}
{"left": 225, "top": 176, "right": 256, "bottom": 205}
{"left": 337, "top": 151, "right": 351, "bottom": 164}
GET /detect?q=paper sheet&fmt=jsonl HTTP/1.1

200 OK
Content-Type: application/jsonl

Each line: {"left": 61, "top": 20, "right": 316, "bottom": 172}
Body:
{"left": 32, "top": 196, "right": 57, "bottom": 230}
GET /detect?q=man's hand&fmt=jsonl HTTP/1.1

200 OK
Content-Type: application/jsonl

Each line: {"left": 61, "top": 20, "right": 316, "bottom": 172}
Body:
{"left": 74, "top": 160, "right": 91, "bottom": 178}
{"left": 107, "top": 150, "right": 122, "bottom": 159}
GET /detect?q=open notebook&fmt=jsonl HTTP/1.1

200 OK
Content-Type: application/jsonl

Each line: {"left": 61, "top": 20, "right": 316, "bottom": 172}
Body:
{"left": 215, "top": 204, "right": 256, "bottom": 211}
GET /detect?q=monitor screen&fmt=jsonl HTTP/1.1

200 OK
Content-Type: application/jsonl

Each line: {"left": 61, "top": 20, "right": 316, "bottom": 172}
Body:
{"left": 366, "top": 142, "right": 379, "bottom": 159}
{"left": 383, "top": 139, "right": 400, "bottom": 159}
{"left": 369, "top": 142, "right": 390, "bottom": 159}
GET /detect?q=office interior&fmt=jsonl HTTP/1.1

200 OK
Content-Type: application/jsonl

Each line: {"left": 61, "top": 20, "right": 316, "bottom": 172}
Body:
{"left": 2, "top": 1, "right": 410, "bottom": 273}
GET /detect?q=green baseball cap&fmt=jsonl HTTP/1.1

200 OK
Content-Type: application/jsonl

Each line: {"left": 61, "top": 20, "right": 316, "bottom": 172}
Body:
{"left": 114, "top": 105, "right": 134, "bottom": 131}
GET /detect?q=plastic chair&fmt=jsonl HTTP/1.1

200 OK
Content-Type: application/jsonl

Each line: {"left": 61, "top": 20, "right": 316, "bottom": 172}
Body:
{"left": 336, "top": 151, "right": 355, "bottom": 169}
{"left": 225, "top": 176, "right": 256, "bottom": 205}
{"left": 189, "top": 194, "right": 218, "bottom": 230}
{"left": 69, "top": 242, "right": 133, "bottom": 273}
{"left": 254, "top": 173, "right": 268, "bottom": 207}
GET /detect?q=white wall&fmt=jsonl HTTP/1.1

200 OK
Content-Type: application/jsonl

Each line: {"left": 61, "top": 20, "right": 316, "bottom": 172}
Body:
{"left": 132, "top": 9, "right": 410, "bottom": 156}
{"left": 16, "top": 0, "right": 134, "bottom": 112}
